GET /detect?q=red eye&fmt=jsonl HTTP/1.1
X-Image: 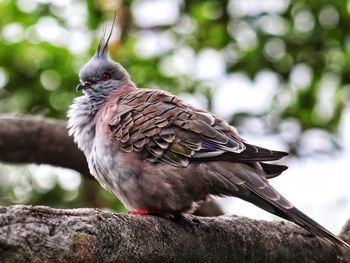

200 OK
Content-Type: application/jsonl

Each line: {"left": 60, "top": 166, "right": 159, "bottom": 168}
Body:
{"left": 101, "top": 72, "right": 111, "bottom": 81}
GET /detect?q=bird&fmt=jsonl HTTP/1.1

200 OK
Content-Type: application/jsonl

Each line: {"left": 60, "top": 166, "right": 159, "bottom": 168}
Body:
{"left": 67, "top": 19, "right": 350, "bottom": 249}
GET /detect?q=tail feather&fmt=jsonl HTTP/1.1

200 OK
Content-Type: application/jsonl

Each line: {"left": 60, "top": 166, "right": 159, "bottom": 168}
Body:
{"left": 260, "top": 162, "right": 288, "bottom": 179}
{"left": 284, "top": 207, "right": 350, "bottom": 249}
{"left": 246, "top": 186, "right": 350, "bottom": 249}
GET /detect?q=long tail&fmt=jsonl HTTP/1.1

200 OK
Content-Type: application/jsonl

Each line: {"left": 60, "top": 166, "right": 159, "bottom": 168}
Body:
{"left": 247, "top": 186, "right": 350, "bottom": 249}
{"left": 283, "top": 206, "right": 349, "bottom": 248}
{"left": 208, "top": 149, "right": 349, "bottom": 248}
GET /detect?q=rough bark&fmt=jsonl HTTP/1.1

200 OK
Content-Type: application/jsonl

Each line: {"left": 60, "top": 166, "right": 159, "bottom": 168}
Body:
{"left": 0, "top": 115, "right": 89, "bottom": 175}
{"left": 0, "top": 205, "right": 349, "bottom": 263}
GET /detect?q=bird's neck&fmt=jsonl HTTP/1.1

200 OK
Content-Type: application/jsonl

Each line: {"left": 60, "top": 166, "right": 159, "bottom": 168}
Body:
{"left": 67, "top": 81, "right": 137, "bottom": 154}
{"left": 67, "top": 95, "right": 98, "bottom": 155}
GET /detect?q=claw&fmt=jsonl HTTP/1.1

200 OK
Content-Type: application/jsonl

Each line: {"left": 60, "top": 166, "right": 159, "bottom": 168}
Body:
{"left": 129, "top": 208, "right": 174, "bottom": 219}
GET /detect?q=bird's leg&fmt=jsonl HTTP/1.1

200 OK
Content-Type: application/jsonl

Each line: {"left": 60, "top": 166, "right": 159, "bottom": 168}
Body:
{"left": 129, "top": 208, "right": 174, "bottom": 219}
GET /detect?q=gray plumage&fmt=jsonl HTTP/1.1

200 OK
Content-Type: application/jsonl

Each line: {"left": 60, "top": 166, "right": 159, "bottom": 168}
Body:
{"left": 67, "top": 22, "right": 350, "bottom": 249}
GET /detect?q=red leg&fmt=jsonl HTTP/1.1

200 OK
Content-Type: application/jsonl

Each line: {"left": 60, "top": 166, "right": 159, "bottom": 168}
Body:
{"left": 129, "top": 208, "right": 174, "bottom": 219}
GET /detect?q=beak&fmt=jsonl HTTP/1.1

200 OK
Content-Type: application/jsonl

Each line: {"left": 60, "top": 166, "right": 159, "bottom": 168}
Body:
{"left": 76, "top": 81, "right": 91, "bottom": 91}
{"left": 76, "top": 83, "right": 84, "bottom": 91}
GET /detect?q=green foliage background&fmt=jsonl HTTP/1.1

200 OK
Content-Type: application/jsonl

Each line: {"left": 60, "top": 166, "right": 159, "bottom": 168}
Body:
{"left": 0, "top": 0, "right": 349, "bottom": 210}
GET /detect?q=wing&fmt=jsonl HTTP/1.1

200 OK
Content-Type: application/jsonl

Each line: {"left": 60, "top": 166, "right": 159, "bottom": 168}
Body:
{"left": 108, "top": 89, "right": 287, "bottom": 169}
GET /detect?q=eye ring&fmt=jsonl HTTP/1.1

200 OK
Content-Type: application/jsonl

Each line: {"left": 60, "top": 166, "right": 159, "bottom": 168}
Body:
{"left": 101, "top": 72, "right": 111, "bottom": 81}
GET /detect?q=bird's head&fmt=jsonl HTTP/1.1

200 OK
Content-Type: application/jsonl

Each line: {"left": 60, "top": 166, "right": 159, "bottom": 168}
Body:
{"left": 76, "top": 17, "right": 129, "bottom": 97}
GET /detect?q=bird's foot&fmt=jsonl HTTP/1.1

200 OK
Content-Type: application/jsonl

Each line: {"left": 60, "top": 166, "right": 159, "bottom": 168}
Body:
{"left": 129, "top": 208, "right": 174, "bottom": 219}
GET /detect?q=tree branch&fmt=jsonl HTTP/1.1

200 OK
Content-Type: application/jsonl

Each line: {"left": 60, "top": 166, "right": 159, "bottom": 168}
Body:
{"left": 0, "top": 115, "right": 89, "bottom": 175}
{"left": 0, "top": 116, "right": 349, "bottom": 261}
{"left": 0, "top": 205, "right": 349, "bottom": 263}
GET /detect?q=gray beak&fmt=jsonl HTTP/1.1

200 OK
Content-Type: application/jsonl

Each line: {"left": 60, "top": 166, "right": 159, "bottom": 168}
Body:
{"left": 76, "top": 81, "right": 91, "bottom": 91}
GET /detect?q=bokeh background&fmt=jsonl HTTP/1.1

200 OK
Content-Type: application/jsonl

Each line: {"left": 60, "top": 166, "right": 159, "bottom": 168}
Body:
{"left": 0, "top": 0, "right": 349, "bottom": 233}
